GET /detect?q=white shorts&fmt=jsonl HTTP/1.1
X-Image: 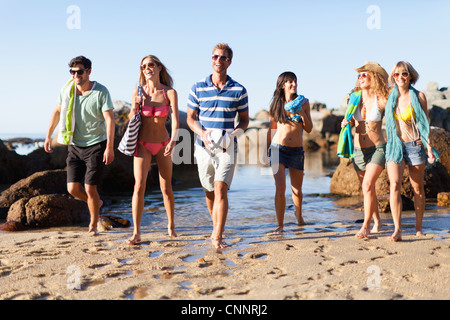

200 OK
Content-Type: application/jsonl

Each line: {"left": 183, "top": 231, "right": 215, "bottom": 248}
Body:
{"left": 194, "top": 145, "right": 237, "bottom": 192}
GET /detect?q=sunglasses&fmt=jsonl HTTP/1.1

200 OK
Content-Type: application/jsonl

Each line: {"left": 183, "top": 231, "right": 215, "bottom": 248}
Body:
{"left": 393, "top": 72, "right": 409, "bottom": 79}
{"left": 212, "top": 55, "right": 230, "bottom": 62}
{"left": 358, "top": 72, "right": 369, "bottom": 79}
{"left": 70, "top": 69, "right": 89, "bottom": 76}
{"left": 141, "top": 63, "right": 156, "bottom": 70}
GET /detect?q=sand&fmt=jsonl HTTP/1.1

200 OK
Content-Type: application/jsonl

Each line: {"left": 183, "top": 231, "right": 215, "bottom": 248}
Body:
{"left": 0, "top": 223, "right": 448, "bottom": 301}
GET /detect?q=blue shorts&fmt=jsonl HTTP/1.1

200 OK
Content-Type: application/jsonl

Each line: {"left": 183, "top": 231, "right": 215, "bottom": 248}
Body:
{"left": 403, "top": 139, "right": 426, "bottom": 166}
{"left": 269, "top": 143, "right": 304, "bottom": 171}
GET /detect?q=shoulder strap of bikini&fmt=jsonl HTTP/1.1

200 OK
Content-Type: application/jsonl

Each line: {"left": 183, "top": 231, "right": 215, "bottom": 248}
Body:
{"left": 162, "top": 88, "right": 169, "bottom": 103}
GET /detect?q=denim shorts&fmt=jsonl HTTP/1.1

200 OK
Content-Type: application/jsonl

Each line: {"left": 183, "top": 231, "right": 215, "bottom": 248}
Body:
{"left": 403, "top": 139, "right": 426, "bottom": 166}
{"left": 269, "top": 143, "right": 305, "bottom": 171}
{"left": 352, "top": 143, "right": 386, "bottom": 171}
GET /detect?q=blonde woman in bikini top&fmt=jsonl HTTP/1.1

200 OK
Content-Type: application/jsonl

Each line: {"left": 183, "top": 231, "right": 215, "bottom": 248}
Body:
{"left": 341, "top": 62, "right": 390, "bottom": 239}
{"left": 351, "top": 75, "right": 387, "bottom": 149}
{"left": 127, "top": 55, "right": 179, "bottom": 245}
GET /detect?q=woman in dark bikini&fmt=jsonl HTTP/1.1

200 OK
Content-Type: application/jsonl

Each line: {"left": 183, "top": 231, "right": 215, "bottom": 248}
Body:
{"left": 267, "top": 72, "right": 313, "bottom": 233}
{"left": 127, "top": 55, "right": 179, "bottom": 244}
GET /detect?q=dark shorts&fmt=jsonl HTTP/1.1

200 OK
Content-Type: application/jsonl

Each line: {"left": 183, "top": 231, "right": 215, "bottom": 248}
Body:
{"left": 67, "top": 140, "right": 107, "bottom": 186}
{"left": 269, "top": 143, "right": 305, "bottom": 171}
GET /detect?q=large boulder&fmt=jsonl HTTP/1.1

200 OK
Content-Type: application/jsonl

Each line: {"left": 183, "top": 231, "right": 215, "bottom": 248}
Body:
{"left": 7, "top": 194, "right": 89, "bottom": 228}
{"left": 0, "top": 169, "right": 67, "bottom": 219}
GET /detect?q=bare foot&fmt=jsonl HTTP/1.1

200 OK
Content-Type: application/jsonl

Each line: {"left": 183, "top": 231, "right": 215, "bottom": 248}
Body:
{"left": 416, "top": 230, "right": 425, "bottom": 237}
{"left": 88, "top": 228, "right": 99, "bottom": 236}
{"left": 127, "top": 234, "right": 141, "bottom": 245}
{"left": 211, "top": 237, "right": 230, "bottom": 249}
{"left": 371, "top": 223, "right": 382, "bottom": 233}
{"left": 355, "top": 227, "right": 370, "bottom": 238}
{"left": 388, "top": 230, "right": 402, "bottom": 242}
{"left": 295, "top": 213, "right": 306, "bottom": 226}
{"left": 168, "top": 227, "right": 178, "bottom": 238}
{"left": 88, "top": 222, "right": 99, "bottom": 235}
{"left": 270, "top": 227, "right": 284, "bottom": 234}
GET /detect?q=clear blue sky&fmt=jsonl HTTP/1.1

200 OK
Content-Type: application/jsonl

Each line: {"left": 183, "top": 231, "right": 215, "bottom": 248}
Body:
{"left": 1, "top": 0, "right": 449, "bottom": 135}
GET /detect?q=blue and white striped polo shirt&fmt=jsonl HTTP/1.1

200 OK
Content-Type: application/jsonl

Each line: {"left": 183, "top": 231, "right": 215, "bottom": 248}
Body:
{"left": 187, "top": 75, "right": 249, "bottom": 133}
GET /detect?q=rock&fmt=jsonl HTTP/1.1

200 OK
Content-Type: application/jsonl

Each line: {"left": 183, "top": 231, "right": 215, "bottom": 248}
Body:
{"left": 429, "top": 106, "right": 450, "bottom": 131}
{"left": 430, "top": 128, "right": 450, "bottom": 176}
{"left": 7, "top": 194, "right": 89, "bottom": 228}
{"left": 254, "top": 110, "right": 269, "bottom": 121}
{"left": 330, "top": 158, "right": 361, "bottom": 196}
{"left": 376, "top": 194, "right": 415, "bottom": 213}
{"left": 0, "top": 221, "right": 28, "bottom": 231}
{"left": 437, "top": 192, "right": 450, "bottom": 207}
{"left": 98, "top": 214, "right": 130, "bottom": 229}
{"left": 430, "top": 99, "right": 450, "bottom": 109}
{"left": 304, "top": 139, "right": 320, "bottom": 152}
{"left": 426, "top": 81, "right": 440, "bottom": 92}
{"left": 0, "top": 169, "right": 68, "bottom": 219}
{"left": 311, "top": 101, "right": 327, "bottom": 111}
{"left": 0, "top": 139, "right": 31, "bottom": 185}
{"left": 424, "top": 81, "right": 448, "bottom": 113}
{"left": 322, "top": 114, "right": 344, "bottom": 135}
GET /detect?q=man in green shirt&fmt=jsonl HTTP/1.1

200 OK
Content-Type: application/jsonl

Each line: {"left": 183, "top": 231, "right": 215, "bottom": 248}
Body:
{"left": 44, "top": 56, "right": 115, "bottom": 234}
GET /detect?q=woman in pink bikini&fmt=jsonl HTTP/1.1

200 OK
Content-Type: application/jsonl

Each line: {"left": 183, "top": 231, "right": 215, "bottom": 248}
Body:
{"left": 128, "top": 55, "right": 179, "bottom": 244}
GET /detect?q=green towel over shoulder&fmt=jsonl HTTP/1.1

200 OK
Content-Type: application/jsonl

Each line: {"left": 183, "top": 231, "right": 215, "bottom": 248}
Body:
{"left": 57, "top": 79, "right": 76, "bottom": 145}
{"left": 337, "top": 90, "right": 362, "bottom": 159}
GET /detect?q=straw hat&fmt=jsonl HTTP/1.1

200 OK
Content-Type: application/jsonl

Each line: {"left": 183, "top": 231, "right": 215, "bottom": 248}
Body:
{"left": 354, "top": 61, "right": 389, "bottom": 82}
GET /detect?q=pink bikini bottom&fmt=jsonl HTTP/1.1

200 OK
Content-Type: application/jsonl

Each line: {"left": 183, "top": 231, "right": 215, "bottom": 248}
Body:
{"left": 135, "top": 139, "right": 170, "bottom": 156}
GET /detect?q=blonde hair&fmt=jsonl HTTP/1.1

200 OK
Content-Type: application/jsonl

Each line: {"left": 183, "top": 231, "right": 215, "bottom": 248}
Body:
{"left": 350, "top": 71, "right": 389, "bottom": 99}
{"left": 389, "top": 61, "right": 419, "bottom": 86}
{"left": 213, "top": 43, "right": 233, "bottom": 61}
{"left": 138, "top": 55, "right": 173, "bottom": 88}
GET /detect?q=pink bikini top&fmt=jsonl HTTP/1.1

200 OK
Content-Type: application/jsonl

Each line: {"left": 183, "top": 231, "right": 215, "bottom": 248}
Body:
{"left": 141, "top": 88, "right": 170, "bottom": 118}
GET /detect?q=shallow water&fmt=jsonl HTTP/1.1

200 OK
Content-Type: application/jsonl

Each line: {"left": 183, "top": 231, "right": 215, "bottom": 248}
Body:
{"left": 103, "top": 152, "right": 450, "bottom": 246}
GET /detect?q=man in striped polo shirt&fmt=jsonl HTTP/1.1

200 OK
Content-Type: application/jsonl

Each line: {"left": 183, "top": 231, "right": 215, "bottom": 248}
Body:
{"left": 187, "top": 43, "right": 249, "bottom": 249}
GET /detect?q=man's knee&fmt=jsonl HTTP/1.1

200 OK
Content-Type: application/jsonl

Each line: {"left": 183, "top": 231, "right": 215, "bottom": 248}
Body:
{"left": 67, "top": 182, "right": 82, "bottom": 197}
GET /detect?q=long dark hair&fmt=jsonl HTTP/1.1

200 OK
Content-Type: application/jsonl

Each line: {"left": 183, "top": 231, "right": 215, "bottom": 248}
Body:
{"left": 269, "top": 72, "right": 298, "bottom": 123}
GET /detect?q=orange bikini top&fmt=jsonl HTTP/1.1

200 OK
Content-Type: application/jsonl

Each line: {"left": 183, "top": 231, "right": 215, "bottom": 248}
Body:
{"left": 141, "top": 87, "right": 170, "bottom": 118}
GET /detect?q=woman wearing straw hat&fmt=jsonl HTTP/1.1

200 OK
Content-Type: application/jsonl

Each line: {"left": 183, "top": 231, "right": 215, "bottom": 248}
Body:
{"left": 340, "top": 62, "right": 389, "bottom": 238}
{"left": 385, "top": 61, "right": 439, "bottom": 241}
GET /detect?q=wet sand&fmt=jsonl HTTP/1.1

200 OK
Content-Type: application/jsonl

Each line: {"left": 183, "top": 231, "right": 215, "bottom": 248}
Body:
{"left": 0, "top": 222, "right": 448, "bottom": 300}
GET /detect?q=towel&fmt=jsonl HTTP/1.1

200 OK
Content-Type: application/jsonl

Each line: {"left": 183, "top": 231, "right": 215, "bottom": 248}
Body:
{"left": 284, "top": 94, "right": 308, "bottom": 114}
{"left": 337, "top": 90, "right": 362, "bottom": 158}
{"left": 57, "top": 79, "right": 77, "bottom": 145}
{"left": 385, "top": 85, "right": 440, "bottom": 165}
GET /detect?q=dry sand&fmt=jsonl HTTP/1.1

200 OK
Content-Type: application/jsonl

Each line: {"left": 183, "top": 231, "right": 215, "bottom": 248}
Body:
{"left": 0, "top": 223, "right": 448, "bottom": 301}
